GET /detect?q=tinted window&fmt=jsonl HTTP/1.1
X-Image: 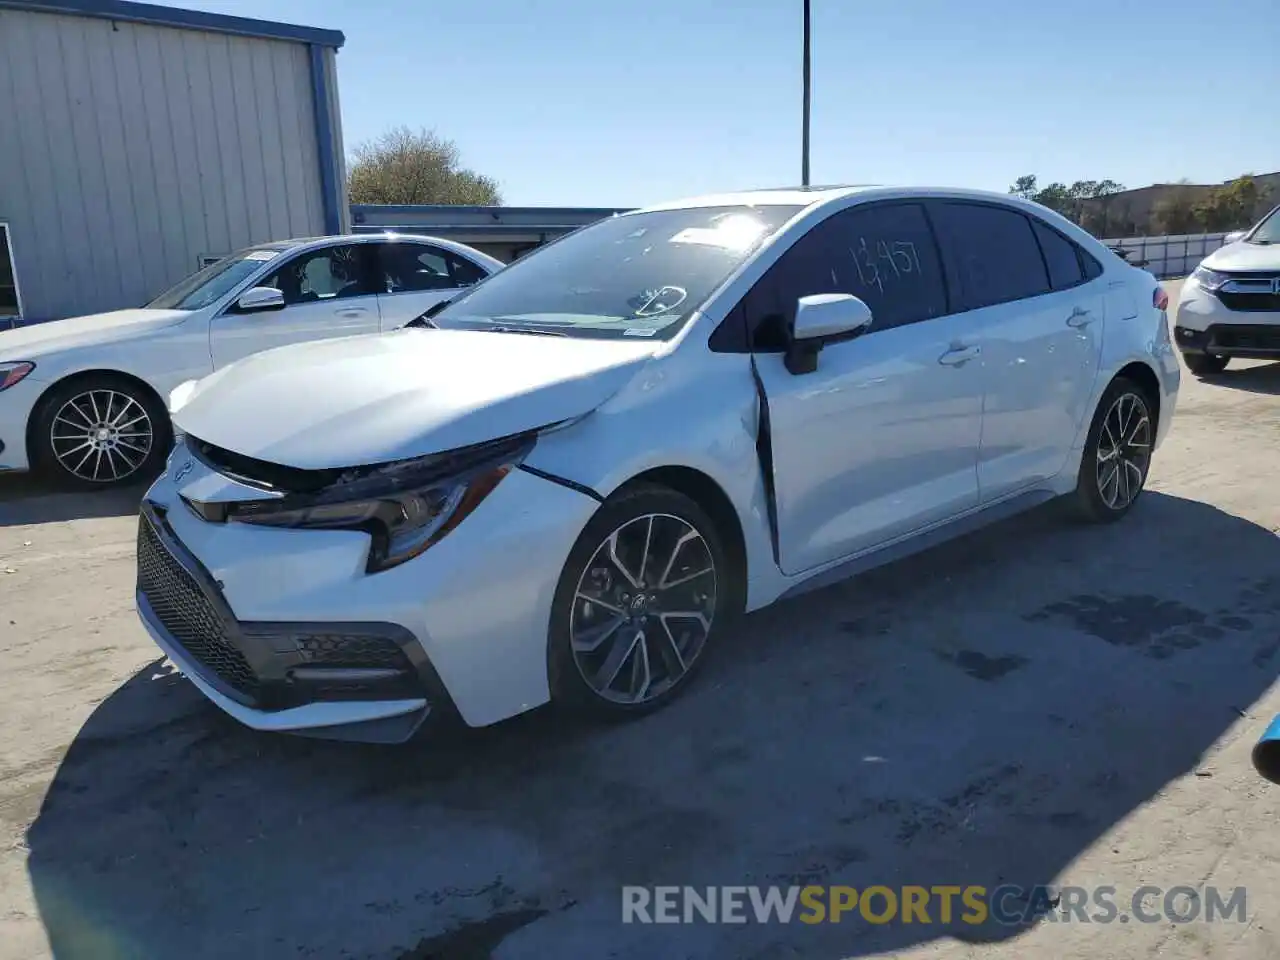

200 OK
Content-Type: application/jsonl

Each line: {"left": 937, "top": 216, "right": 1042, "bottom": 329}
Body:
{"left": 259, "top": 245, "right": 372, "bottom": 306}
{"left": 931, "top": 203, "right": 1050, "bottom": 309}
{"left": 740, "top": 202, "right": 947, "bottom": 348}
{"left": 380, "top": 243, "right": 488, "bottom": 293}
{"left": 1031, "top": 219, "right": 1084, "bottom": 290}
{"left": 1081, "top": 248, "right": 1103, "bottom": 280}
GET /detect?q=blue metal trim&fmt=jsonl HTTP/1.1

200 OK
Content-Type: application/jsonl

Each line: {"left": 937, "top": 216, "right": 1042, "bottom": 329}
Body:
{"left": 309, "top": 44, "right": 341, "bottom": 235}
{"left": 350, "top": 204, "right": 631, "bottom": 218}
{"left": 0, "top": 0, "right": 345, "bottom": 48}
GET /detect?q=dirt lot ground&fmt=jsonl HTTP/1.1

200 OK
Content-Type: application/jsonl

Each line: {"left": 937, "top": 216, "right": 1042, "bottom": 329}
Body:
{"left": 3, "top": 279, "right": 1280, "bottom": 960}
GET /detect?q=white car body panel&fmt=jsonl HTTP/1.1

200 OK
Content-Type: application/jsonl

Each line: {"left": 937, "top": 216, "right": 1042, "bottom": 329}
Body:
{"left": 0, "top": 234, "right": 501, "bottom": 473}
{"left": 134, "top": 186, "right": 1181, "bottom": 740}
{"left": 174, "top": 329, "right": 660, "bottom": 468}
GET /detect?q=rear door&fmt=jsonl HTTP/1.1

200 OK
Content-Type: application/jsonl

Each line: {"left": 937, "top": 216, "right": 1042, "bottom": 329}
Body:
{"left": 208, "top": 243, "right": 382, "bottom": 368}
{"left": 373, "top": 242, "right": 491, "bottom": 330}
{"left": 928, "top": 202, "right": 1104, "bottom": 502}
{"left": 747, "top": 201, "right": 984, "bottom": 573}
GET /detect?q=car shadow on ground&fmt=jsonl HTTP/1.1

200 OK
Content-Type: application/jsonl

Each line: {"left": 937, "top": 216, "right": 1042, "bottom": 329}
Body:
{"left": 23, "top": 492, "right": 1280, "bottom": 960}
{"left": 1200, "top": 362, "right": 1280, "bottom": 396}
{"left": 0, "top": 473, "right": 150, "bottom": 526}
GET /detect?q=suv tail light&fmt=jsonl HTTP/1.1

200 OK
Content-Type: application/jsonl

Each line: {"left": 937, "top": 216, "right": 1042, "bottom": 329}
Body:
{"left": 1153, "top": 287, "right": 1169, "bottom": 311}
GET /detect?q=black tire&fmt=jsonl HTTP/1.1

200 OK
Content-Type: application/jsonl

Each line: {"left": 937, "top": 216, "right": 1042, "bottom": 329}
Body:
{"left": 1182, "top": 352, "right": 1228, "bottom": 376}
{"left": 547, "top": 483, "right": 735, "bottom": 718}
{"left": 1069, "top": 376, "right": 1155, "bottom": 524}
{"left": 30, "top": 374, "right": 172, "bottom": 490}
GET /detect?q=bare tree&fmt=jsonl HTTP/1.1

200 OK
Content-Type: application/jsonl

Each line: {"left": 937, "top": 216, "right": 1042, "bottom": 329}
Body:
{"left": 347, "top": 127, "right": 502, "bottom": 205}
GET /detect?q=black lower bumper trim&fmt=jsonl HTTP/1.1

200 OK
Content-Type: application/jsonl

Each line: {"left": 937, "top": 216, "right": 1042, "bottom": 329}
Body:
{"left": 1175, "top": 323, "right": 1280, "bottom": 360}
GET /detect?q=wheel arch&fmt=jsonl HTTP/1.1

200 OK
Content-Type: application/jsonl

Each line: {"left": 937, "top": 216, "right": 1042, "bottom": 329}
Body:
{"left": 26, "top": 368, "right": 171, "bottom": 465}
{"left": 1113, "top": 360, "right": 1161, "bottom": 432}
{"left": 616, "top": 465, "right": 749, "bottom": 614}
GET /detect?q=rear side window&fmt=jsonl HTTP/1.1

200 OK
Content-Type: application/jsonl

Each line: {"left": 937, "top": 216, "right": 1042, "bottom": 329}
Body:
{"left": 1031, "top": 219, "right": 1084, "bottom": 290}
{"left": 379, "top": 243, "right": 488, "bottom": 293}
{"left": 739, "top": 202, "right": 947, "bottom": 348}
{"left": 1081, "top": 248, "right": 1104, "bottom": 280}
{"left": 931, "top": 202, "right": 1050, "bottom": 309}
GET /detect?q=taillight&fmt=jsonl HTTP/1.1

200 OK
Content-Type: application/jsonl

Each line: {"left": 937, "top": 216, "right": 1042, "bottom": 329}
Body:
{"left": 1153, "top": 287, "right": 1169, "bottom": 311}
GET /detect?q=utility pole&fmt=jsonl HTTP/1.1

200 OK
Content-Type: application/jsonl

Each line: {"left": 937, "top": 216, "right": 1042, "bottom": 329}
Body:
{"left": 801, "top": 0, "right": 811, "bottom": 187}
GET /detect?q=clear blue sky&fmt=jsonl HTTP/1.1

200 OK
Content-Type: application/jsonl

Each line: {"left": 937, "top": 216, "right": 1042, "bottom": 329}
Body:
{"left": 168, "top": 0, "right": 1278, "bottom": 208}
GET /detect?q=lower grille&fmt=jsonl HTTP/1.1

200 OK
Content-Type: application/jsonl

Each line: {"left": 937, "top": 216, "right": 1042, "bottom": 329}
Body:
{"left": 1218, "top": 292, "right": 1280, "bottom": 313}
{"left": 136, "top": 513, "right": 260, "bottom": 699}
{"left": 296, "top": 633, "right": 413, "bottom": 671}
{"left": 1210, "top": 325, "right": 1280, "bottom": 351}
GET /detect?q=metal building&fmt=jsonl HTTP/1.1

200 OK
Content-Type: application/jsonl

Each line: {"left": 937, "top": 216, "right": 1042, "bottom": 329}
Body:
{"left": 350, "top": 204, "right": 631, "bottom": 263}
{"left": 0, "top": 0, "right": 347, "bottom": 324}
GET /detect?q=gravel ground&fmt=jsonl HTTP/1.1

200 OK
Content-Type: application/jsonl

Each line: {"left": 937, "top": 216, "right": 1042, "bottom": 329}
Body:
{"left": 3, "top": 280, "right": 1280, "bottom": 960}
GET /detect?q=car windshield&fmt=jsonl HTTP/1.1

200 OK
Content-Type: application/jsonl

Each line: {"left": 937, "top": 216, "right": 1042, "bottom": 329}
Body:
{"left": 1247, "top": 207, "right": 1280, "bottom": 245}
{"left": 429, "top": 204, "right": 804, "bottom": 340}
{"left": 146, "top": 246, "right": 289, "bottom": 310}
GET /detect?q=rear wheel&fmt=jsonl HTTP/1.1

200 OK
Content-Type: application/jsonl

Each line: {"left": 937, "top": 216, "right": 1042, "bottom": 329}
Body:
{"left": 31, "top": 375, "right": 171, "bottom": 489}
{"left": 1182, "top": 352, "right": 1228, "bottom": 376}
{"left": 547, "top": 484, "right": 731, "bottom": 718}
{"left": 1070, "top": 376, "right": 1154, "bottom": 523}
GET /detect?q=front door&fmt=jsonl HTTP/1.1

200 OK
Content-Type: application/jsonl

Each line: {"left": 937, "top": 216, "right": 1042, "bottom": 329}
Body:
{"left": 745, "top": 202, "right": 984, "bottom": 575}
{"left": 373, "top": 242, "right": 490, "bottom": 330}
{"left": 928, "top": 202, "right": 1105, "bottom": 501}
{"left": 209, "top": 243, "right": 382, "bottom": 368}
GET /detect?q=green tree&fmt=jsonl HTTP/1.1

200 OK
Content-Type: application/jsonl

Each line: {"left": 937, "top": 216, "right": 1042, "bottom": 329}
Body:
{"left": 1194, "top": 175, "right": 1270, "bottom": 232}
{"left": 347, "top": 126, "right": 502, "bottom": 205}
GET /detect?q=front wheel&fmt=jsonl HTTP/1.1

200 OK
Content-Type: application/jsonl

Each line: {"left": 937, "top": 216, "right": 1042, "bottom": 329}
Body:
{"left": 1069, "top": 377, "right": 1155, "bottom": 523}
{"left": 30, "top": 375, "right": 171, "bottom": 489}
{"left": 1182, "top": 352, "right": 1228, "bottom": 376}
{"left": 547, "top": 484, "right": 733, "bottom": 718}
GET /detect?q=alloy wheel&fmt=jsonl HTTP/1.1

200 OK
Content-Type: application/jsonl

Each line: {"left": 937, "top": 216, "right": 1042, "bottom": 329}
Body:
{"left": 1095, "top": 391, "right": 1152, "bottom": 511}
{"left": 569, "top": 513, "right": 718, "bottom": 705}
{"left": 50, "top": 389, "right": 154, "bottom": 484}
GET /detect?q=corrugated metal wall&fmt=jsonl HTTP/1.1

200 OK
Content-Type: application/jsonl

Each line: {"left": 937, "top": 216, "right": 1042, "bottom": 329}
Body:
{"left": 0, "top": 7, "right": 331, "bottom": 320}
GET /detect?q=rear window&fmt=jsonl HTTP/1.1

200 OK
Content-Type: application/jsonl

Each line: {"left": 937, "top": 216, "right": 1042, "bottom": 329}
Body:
{"left": 1031, "top": 220, "right": 1085, "bottom": 290}
{"left": 931, "top": 202, "right": 1050, "bottom": 309}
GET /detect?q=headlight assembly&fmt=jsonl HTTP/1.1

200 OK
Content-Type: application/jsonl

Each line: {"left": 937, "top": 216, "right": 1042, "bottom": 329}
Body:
{"left": 1189, "top": 266, "right": 1230, "bottom": 292}
{"left": 0, "top": 361, "right": 35, "bottom": 392}
{"left": 228, "top": 434, "right": 533, "bottom": 573}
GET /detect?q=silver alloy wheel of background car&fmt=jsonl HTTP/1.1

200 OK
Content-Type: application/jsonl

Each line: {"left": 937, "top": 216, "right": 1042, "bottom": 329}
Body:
{"left": 49, "top": 388, "right": 154, "bottom": 484}
{"left": 570, "top": 513, "right": 718, "bottom": 705}
{"left": 1095, "top": 390, "right": 1152, "bottom": 511}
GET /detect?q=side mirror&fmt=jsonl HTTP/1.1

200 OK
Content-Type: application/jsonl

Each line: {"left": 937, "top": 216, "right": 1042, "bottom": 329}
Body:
{"left": 1224, "top": 230, "right": 1247, "bottom": 245}
{"left": 785, "top": 294, "right": 874, "bottom": 375}
{"left": 234, "top": 286, "right": 285, "bottom": 313}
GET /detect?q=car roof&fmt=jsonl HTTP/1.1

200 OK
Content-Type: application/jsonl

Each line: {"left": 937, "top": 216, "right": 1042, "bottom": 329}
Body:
{"left": 246, "top": 233, "right": 500, "bottom": 264}
{"left": 632, "top": 184, "right": 1045, "bottom": 215}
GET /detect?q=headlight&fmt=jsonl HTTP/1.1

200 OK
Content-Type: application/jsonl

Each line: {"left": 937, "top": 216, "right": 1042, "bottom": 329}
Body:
{"left": 227, "top": 435, "right": 533, "bottom": 573}
{"left": 1189, "top": 266, "right": 1229, "bottom": 292}
{"left": 0, "top": 361, "right": 35, "bottom": 392}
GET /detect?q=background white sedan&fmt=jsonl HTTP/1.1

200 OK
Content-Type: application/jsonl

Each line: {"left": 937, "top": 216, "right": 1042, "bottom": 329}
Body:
{"left": 0, "top": 234, "right": 501, "bottom": 488}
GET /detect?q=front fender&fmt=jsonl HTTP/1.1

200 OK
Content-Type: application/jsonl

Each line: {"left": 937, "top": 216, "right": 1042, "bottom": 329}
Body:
{"left": 522, "top": 351, "right": 780, "bottom": 609}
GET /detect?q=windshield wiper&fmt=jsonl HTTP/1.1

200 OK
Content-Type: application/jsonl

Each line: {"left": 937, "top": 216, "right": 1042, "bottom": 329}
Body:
{"left": 484, "top": 325, "right": 568, "bottom": 337}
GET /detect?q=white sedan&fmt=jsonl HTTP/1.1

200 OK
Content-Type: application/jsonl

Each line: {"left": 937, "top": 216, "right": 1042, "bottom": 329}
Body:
{"left": 0, "top": 234, "right": 502, "bottom": 488}
{"left": 136, "top": 186, "right": 1180, "bottom": 743}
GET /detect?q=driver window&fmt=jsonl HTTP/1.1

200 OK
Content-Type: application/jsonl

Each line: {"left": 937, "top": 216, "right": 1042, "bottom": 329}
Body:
{"left": 739, "top": 202, "right": 948, "bottom": 350}
{"left": 260, "top": 245, "right": 369, "bottom": 306}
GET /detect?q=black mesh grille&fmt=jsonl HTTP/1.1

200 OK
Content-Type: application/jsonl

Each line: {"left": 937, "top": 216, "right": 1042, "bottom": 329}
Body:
{"left": 1210, "top": 324, "right": 1280, "bottom": 350}
{"left": 1218, "top": 292, "right": 1280, "bottom": 314}
{"left": 295, "top": 633, "right": 412, "bottom": 671}
{"left": 136, "top": 515, "right": 259, "bottom": 699}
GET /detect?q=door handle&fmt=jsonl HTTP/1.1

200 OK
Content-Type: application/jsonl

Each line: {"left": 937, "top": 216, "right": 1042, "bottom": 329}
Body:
{"left": 938, "top": 345, "right": 980, "bottom": 367}
{"left": 336, "top": 307, "right": 369, "bottom": 318}
{"left": 1066, "top": 307, "right": 1094, "bottom": 328}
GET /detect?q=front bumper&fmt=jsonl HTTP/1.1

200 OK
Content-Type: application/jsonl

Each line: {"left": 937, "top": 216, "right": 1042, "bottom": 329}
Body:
{"left": 1174, "top": 279, "right": 1280, "bottom": 359}
{"left": 0, "top": 375, "right": 44, "bottom": 472}
{"left": 135, "top": 456, "right": 600, "bottom": 737}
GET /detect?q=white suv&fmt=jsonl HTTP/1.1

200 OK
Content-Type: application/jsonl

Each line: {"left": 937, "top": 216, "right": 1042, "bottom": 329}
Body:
{"left": 1174, "top": 204, "right": 1280, "bottom": 375}
{"left": 0, "top": 234, "right": 501, "bottom": 487}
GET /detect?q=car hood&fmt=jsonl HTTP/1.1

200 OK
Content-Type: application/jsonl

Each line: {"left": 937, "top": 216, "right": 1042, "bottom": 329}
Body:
{"left": 173, "top": 328, "right": 660, "bottom": 469}
{"left": 1203, "top": 241, "right": 1280, "bottom": 272}
{"left": 0, "top": 308, "right": 191, "bottom": 360}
